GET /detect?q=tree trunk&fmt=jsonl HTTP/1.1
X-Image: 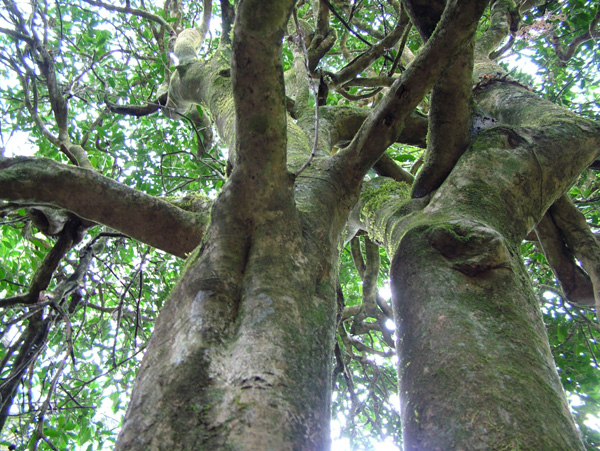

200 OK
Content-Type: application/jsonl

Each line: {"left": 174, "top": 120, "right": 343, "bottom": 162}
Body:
{"left": 392, "top": 224, "right": 584, "bottom": 450}
{"left": 384, "top": 70, "right": 598, "bottom": 449}
{"left": 117, "top": 2, "right": 353, "bottom": 448}
{"left": 115, "top": 215, "right": 341, "bottom": 449}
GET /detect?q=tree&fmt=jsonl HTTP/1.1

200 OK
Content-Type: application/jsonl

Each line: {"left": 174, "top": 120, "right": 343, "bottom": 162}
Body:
{"left": 1, "top": 0, "right": 600, "bottom": 449}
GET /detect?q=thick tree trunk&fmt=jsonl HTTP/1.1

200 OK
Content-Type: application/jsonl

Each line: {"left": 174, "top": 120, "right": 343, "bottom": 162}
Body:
{"left": 116, "top": 1, "right": 348, "bottom": 447}
{"left": 386, "top": 75, "right": 599, "bottom": 449}
{"left": 392, "top": 223, "right": 584, "bottom": 450}
{"left": 347, "top": 47, "right": 600, "bottom": 446}
{"left": 115, "top": 175, "right": 344, "bottom": 449}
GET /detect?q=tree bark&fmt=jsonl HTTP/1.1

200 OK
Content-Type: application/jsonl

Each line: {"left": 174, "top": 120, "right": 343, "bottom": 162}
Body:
{"left": 3, "top": 0, "right": 600, "bottom": 449}
{"left": 361, "top": 73, "right": 599, "bottom": 451}
{"left": 116, "top": 1, "right": 354, "bottom": 449}
{"left": 347, "top": 36, "right": 600, "bottom": 445}
{"left": 392, "top": 222, "right": 584, "bottom": 450}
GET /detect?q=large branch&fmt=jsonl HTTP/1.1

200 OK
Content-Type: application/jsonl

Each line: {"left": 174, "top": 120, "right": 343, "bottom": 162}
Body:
{"left": 306, "top": 0, "right": 336, "bottom": 72}
{"left": 410, "top": 0, "right": 475, "bottom": 198}
{"left": 535, "top": 210, "right": 595, "bottom": 306}
{"left": 473, "top": 66, "right": 600, "bottom": 218}
{"left": 411, "top": 46, "right": 474, "bottom": 198}
{"left": 232, "top": 0, "right": 296, "bottom": 182}
{"left": 475, "top": 0, "right": 520, "bottom": 58}
{"left": 548, "top": 195, "right": 600, "bottom": 311}
{"left": 0, "top": 157, "right": 208, "bottom": 258}
{"left": 332, "top": 0, "right": 490, "bottom": 183}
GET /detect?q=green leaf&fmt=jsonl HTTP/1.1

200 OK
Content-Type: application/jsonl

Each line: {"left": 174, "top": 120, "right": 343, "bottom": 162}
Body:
{"left": 44, "top": 428, "right": 61, "bottom": 438}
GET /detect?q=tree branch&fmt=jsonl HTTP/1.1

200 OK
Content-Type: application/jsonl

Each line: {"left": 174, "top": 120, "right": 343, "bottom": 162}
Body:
{"left": 80, "top": 0, "right": 176, "bottom": 34}
{"left": 331, "top": 15, "right": 408, "bottom": 87}
{"left": 551, "top": 8, "right": 600, "bottom": 64}
{"left": 2, "top": 1, "right": 93, "bottom": 168}
{"left": 475, "top": 0, "right": 520, "bottom": 58}
{"left": 318, "top": 106, "right": 427, "bottom": 150}
{"left": 320, "top": 0, "right": 373, "bottom": 48}
{"left": 0, "top": 311, "right": 50, "bottom": 432}
{"left": 306, "top": 0, "right": 336, "bottom": 71}
{"left": 373, "top": 153, "right": 414, "bottom": 184}
{"left": 332, "top": 0, "right": 490, "bottom": 182}
{"left": 412, "top": 43, "right": 474, "bottom": 198}
{"left": 535, "top": 210, "right": 595, "bottom": 306}
{"left": 0, "top": 157, "right": 209, "bottom": 257}
{"left": 408, "top": 0, "right": 476, "bottom": 198}
{"left": 548, "top": 195, "right": 600, "bottom": 312}
{"left": 0, "top": 219, "right": 83, "bottom": 309}
{"left": 232, "top": 0, "right": 296, "bottom": 186}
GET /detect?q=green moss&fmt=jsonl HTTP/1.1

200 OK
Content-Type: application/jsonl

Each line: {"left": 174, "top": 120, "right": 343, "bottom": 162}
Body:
{"left": 359, "top": 179, "right": 411, "bottom": 245}
{"left": 287, "top": 120, "right": 312, "bottom": 161}
{"left": 170, "top": 192, "right": 211, "bottom": 212}
{"left": 180, "top": 243, "right": 203, "bottom": 275}
{"left": 362, "top": 180, "right": 411, "bottom": 215}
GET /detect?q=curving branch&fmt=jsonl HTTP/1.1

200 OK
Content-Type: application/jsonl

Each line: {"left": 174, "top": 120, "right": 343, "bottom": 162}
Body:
{"left": 331, "top": 15, "right": 408, "bottom": 88}
{"left": 104, "top": 97, "right": 165, "bottom": 117}
{"left": 306, "top": 0, "right": 337, "bottom": 72}
{"left": 0, "top": 26, "right": 35, "bottom": 46}
{"left": 342, "top": 77, "right": 396, "bottom": 88}
{"left": 11, "top": 65, "right": 60, "bottom": 148}
{"left": 475, "top": 0, "right": 520, "bottom": 58}
{"left": 332, "top": 0, "right": 490, "bottom": 183}
{"left": 551, "top": 8, "right": 600, "bottom": 64}
{"left": 411, "top": 43, "right": 474, "bottom": 198}
{"left": 80, "top": 0, "right": 176, "bottom": 35}
{"left": 0, "top": 219, "right": 84, "bottom": 308}
{"left": 548, "top": 195, "right": 600, "bottom": 312}
{"left": 0, "top": 157, "right": 209, "bottom": 258}
{"left": 318, "top": 106, "right": 428, "bottom": 150}
{"left": 373, "top": 154, "right": 414, "bottom": 184}
{"left": 410, "top": 0, "right": 475, "bottom": 198}
{"left": 535, "top": 210, "right": 595, "bottom": 307}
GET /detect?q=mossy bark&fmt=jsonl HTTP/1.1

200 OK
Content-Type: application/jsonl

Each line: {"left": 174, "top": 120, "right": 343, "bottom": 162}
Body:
{"left": 115, "top": 4, "right": 358, "bottom": 449}
{"left": 115, "top": 198, "right": 343, "bottom": 449}
{"left": 115, "top": 2, "right": 600, "bottom": 449}
{"left": 344, "top": 40, "right": 600, "bottom": 446}
{"left": 392, "top": 222, "right": 583, "bottom": 450}
{"left": 359, "top": 71, "right": 599, "bottom": 449}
